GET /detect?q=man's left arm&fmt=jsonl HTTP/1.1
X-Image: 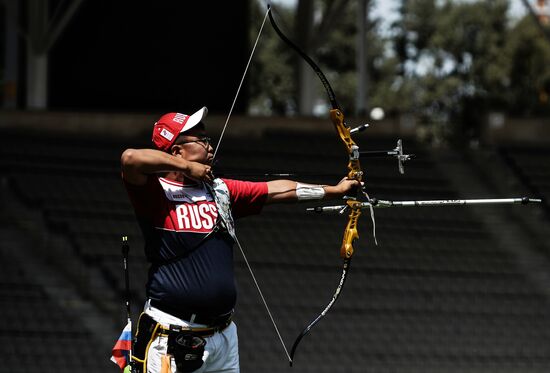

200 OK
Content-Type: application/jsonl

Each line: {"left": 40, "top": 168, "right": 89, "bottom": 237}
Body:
{"left": 265, "top": 179, "right": 361, "bottom": 204}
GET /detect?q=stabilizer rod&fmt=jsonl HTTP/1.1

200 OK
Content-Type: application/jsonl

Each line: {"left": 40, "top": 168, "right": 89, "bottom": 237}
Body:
{"left": 307, "top": 197, "right": 543, "bottom": 213}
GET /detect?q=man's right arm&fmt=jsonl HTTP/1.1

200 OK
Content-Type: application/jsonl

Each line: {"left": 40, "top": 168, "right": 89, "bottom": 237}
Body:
{"left": 120, "top": 148, "right": 212, "bottom": 185}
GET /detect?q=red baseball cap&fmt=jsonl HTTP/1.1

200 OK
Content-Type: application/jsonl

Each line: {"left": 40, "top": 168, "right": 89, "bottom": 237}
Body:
{"left": 152, "top": 107, "right": 208, "bottom": 151}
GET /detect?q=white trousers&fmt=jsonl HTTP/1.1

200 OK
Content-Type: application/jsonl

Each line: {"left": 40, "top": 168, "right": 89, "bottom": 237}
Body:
{"left": 144, "top": 301, "right": 240, "bottom": 373}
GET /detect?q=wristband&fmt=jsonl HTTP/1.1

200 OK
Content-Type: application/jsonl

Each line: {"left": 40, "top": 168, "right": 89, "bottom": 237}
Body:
{"left": 295, "top": 182, "right": 325, "bottom": 200}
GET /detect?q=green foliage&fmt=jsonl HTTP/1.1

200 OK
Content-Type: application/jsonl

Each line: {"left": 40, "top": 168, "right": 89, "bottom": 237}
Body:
{"left": 389, "top": 0, "right": 514, "bottom": 145}
{"left": 248, "top": 0, "right": 550, "bottom": 145}
{"left": 248, "top": 0, "right": 386, "bottom": 115}
{"left": 248, "top": 4, "right": 296, "bottom": 115}
{"left": 505, "top": 16, "right": 550, "bottom": 116}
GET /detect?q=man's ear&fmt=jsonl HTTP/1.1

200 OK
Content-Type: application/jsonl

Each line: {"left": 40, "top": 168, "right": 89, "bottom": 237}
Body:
{"left": 171, "top": 144, "right": 182, "bottom": 156}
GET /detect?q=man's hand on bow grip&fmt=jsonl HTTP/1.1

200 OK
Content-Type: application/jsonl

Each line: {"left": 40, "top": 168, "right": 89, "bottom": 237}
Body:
{"left": 335, "top": 177, "right": 363, "bottom": 198}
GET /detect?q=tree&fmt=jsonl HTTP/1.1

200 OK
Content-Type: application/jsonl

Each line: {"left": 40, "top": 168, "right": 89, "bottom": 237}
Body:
{"left": 389, "top": 0, "right": 512, "bottom": 146}
{"left": 248, "top": 0, "right": 385, "bottom": 117}
{"left": 505, "top": 15, "right": 550, "bottom": 116}
{"left": 248, "top": 3, "right": 296, "bottom": 115}
{"left": 24, "top": 0, "right": 84, "bottom": 109}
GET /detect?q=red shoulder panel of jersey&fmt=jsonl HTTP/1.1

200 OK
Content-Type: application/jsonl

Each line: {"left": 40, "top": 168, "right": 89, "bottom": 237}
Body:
{"left": 221, "top": 179, "right": 268, "bottom": 218}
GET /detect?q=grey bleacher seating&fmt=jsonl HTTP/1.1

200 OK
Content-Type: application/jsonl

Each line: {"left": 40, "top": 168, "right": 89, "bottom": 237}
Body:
{"left": 0, "top": 229, "right": 113, "bottom": 373}
{"left": 2, "top": 127, "right": 550, "bottom": 372}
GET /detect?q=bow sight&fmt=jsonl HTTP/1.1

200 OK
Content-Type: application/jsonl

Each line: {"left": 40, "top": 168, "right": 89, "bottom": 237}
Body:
{"left": 360, "top": 139, "right": 414, "bottom": 174}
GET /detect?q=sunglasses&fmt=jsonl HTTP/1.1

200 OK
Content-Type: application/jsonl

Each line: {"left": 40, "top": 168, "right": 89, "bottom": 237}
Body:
{"left": 178, "top": 137, "right": 212, "bottom": 147}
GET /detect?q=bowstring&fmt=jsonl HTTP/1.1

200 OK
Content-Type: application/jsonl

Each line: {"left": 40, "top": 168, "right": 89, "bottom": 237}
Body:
{"left": 212, "top": 7, "right": 293, "bottom": 363}
{"left": 234, "top": 236, "right": 292, "bottom": 362}
{"left": 212, "top": 8, "right": 269, "bottom": 160}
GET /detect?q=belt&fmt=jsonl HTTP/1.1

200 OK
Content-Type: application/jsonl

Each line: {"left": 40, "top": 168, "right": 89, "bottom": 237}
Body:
{"left": 142, "top": 313, "right": 231, "bottom": 338}
{"left": 149, "top": 300, "right": 233, "bottom": 329}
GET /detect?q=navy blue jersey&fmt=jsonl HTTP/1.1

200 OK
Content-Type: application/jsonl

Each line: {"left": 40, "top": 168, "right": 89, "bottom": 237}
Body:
{"left": 124, "top": 176, "right": 268, "bottom": 317}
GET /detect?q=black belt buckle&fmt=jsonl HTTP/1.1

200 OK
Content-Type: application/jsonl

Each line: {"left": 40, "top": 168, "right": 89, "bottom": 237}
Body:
{"left": 210, "top": 311, "right": 233, "bottom": 330}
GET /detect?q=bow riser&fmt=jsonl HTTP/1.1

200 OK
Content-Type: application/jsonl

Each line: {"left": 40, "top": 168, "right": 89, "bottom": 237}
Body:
{"left": 330, "top": 109, "right": 363, "bottom": 180}
{"left": 341, "top": 204, "right": 361, "bottom": 258}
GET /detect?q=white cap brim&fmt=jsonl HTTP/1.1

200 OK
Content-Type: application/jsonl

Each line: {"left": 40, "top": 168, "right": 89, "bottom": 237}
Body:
{"left": 180, "top": 106, "right": 208, "bottom": 133}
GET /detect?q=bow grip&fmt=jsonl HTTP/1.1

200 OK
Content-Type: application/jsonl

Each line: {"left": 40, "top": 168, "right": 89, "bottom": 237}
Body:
{"left": 340, "top": 201, "right": 362, "bottom": 258}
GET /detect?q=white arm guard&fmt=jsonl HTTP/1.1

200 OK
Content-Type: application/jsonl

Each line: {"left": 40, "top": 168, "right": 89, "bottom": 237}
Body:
{"left": 295, "top": 182, "right": 325, "bottom": 200}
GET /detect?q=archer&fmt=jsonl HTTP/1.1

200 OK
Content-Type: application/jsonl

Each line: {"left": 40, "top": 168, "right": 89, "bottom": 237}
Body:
{"left": 118, "top": 107, "right": 359, "bottom": 373}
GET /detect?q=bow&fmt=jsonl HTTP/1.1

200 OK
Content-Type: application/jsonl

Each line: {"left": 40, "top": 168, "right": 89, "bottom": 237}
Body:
{"left": 213, "top": 5, "right": 380, "bottom": 367}
{"left": 213, "top": 5, "right": 542, "bottom": 368}
{"left": 267, "top": 5, "right": 367, "bottom": 365}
